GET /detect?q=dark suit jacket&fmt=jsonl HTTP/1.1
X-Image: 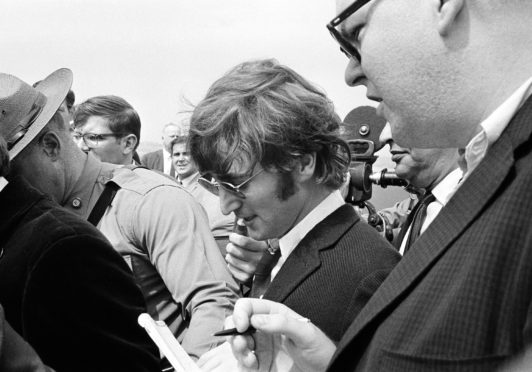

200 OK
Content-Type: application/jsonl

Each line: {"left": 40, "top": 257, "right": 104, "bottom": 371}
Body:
{"left": 263, "top": 204, "right": 400, "bottom": 343}
{"left": 328, "top": 97, "right": 532, "bottom": 371}
{"left": 141, "top": 149, "right": 174, "bottom": 176}
{"left": 0, "top": 177, "right": 159, "bottom": 372}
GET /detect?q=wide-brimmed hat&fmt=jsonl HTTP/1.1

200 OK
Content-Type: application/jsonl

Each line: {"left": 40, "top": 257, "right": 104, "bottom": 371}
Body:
{"left": 0, "top": 68, "right": 73, "bottom": 159}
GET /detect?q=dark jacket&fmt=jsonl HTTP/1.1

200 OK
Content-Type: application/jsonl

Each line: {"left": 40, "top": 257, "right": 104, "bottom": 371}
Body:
{"left": 328, "top": 97, "right": 532, "bottom": 371}
{"left": 0, "top": 177, "right": 159, "bottom": 372}
{"left": 141, "top": 149, "right": 175, "bottom": 177}
{"left": 0, "top": 304, "right": 52, "bottom": 372}
{"left": 264, "top": 204, "right": 400, "bottom": 343}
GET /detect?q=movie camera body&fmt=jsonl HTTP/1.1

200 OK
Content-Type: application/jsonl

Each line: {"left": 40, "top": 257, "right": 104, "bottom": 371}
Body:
{"left": 341, "top": 106, "right": 408, "bottom": 241}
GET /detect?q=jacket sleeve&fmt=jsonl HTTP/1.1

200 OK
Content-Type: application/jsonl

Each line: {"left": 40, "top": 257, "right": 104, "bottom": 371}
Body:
{"left": 23, "top": 233, "right": 160, "bottom": 372}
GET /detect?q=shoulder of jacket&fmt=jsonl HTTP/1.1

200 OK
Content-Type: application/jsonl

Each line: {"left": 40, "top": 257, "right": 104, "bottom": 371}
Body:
{"left": 110, "top": 166, "right": 179, "bottom": 195}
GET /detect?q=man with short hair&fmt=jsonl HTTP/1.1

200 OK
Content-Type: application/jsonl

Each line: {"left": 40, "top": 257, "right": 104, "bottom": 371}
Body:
{"left": 228, "top": 1, "right": 532, "bottom": 371}
{"left": 171, "top": 135, "right": 234, "bottom": 254}
{"left": 5, "top": 69, "right": 240, "bottom": 361}
{"left": 141, "top": 122, "right": 179, "bottom": 176}
{"left": 73, "top": 95, "right": 141, "bottom": 165}
{"left": 0, "top": 70, "right": 159, "bottom": 371}
{"left": 189, "top": 59, "right": 399, "bottom": 346}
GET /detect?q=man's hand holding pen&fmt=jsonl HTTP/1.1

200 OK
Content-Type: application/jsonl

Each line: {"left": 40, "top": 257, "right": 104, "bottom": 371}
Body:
{"left": 226, "top": 298, "right": 336, "bottom": 372}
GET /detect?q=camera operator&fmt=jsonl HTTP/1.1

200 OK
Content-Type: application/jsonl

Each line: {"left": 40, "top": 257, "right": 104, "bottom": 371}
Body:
{"left": 378, "top": 123, "right": 462, "bottom": 254}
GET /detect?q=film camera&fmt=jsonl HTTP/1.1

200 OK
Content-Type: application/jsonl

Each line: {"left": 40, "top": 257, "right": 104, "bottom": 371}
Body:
{"left": 340, "top": 106, "right": 408, "bottom": 241}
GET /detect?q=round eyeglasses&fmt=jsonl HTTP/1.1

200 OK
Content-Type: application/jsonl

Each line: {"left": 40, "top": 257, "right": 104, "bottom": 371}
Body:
{"left": 198, "top": 168, "right": 265, "bottom": 199}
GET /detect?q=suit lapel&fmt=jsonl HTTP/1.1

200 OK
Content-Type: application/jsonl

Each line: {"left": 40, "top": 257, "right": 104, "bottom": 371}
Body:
{"left": 263, "top": 205, "right": 359, "bottom": 303}
{"left": 335, "top": 96, "right": 532, "bottom": 358}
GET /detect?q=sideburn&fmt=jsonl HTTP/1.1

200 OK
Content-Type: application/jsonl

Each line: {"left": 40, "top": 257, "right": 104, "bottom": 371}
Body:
{"left": 277, "top": 171, "right": 297, "bottom": 201}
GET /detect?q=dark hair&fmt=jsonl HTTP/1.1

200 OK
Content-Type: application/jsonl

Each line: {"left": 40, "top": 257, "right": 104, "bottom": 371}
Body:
{"left": 189, "top": 59, "right": 349, "bottom": 189}
{"left": 169, "top": 135, "right": 188, "bottom": 150}
{"left": 65, "top": 90, "right": 76, "bottom": 110}
{"left": 73, "top": 95, "right": 141, "bottom": 149}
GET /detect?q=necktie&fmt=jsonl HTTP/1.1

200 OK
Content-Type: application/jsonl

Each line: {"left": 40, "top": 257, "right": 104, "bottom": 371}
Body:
{"left": 250, "top": 239, "right": 281, "bottom": 298}
{"left": 403, "top": 192, "right": 436, "bottom": 254}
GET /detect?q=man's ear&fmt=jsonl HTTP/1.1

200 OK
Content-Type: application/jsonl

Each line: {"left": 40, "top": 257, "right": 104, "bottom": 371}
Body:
{"left": 121, "top": 134, "right": 138, "bottom": 154}
{"left": 437, "top": 0, "right": 465, "bottom": 36}
{"left": 296, "top": 153, "right": 317, "bottom": 182}
{"left": 39, "top": 131, "right": 61, "bottom": 160}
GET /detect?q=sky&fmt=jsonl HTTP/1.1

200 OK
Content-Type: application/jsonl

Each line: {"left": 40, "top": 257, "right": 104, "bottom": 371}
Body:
{"left": 1, "top": 0, "right": 406, "bottom": 208}
{"left": 2, "top": 0, "right": 372, "bottom": 142}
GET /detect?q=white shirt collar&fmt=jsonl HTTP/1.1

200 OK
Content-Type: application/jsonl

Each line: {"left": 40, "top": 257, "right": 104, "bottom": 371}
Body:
{"left": 461, "top": 77, "right": 532, "bottom": 180}
{"left": 431, "top": 168, "right": 463, "bottom": 207}
{"left": 0, "top": 177, "right": 7, "bottom": 193}
{"left": 163, "top": 148, "right": 172, "bottom": 175}
{"left": 398, "top": 168, "right": 463, "bottom": 255}
{"left": 277, "top": 190, "right": 345, "bottom": 264}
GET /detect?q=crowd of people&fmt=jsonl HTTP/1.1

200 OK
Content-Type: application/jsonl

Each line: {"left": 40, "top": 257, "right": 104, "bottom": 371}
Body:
{"left": 1, "top": 0, "right": 532, "bottom": 371}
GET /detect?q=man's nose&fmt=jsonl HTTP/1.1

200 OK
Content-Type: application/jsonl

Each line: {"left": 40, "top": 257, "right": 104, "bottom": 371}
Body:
{"left": 218, "top": 188, "right": 242, "bottom": 216}
{"left": 379, "top": 122, "right": 393, "bottom": 147}
{"left": 76, "top": 138, "right": 90, "bottom": 152}
{"left": 344, "top": 57, "right": 366, "bottom": 87}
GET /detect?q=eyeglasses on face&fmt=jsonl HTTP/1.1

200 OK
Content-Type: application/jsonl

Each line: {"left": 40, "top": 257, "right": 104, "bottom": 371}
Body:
{"left": 326, "top": 0, "right": 371, "bottom": 62}
{"left": 198, "top": 168, "right": 265, "bottom": 199}
{"left": 72, "top": 132, "right": 124, "bottom": 148}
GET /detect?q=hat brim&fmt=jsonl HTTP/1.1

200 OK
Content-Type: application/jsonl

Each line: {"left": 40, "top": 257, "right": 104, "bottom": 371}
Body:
{"left": 9, "top": 68, "right": 73, "bottom": 159}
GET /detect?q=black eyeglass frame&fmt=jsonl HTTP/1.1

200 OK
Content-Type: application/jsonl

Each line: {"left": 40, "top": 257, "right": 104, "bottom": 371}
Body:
{"left": 326, "top": 0, "right": 371, "bottom": 62}
{"left": 198, "top": 168, "right": 265, "bottom": 199}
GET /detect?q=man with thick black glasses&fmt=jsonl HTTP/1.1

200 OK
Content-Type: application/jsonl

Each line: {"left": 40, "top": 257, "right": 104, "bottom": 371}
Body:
{"left": 226, "top": 1, "right": 532, "bottom": 371}
{"left": 189, "top": 58, "right": 399, "bottom": 371}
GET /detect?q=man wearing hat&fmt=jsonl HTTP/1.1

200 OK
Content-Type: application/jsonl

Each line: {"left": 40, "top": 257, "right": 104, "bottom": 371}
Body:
{"left": 0, "top": 72, "right": 159, "bottom": 371}
{"left": 3, "top": 68, "right": 240, "bottom": 361}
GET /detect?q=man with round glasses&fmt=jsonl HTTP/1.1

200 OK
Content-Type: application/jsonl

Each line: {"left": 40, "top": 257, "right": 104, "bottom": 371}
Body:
{"left": 189, "top": 59, "right": 399, "bottom": 371}
{"left": 227, "top": 1, "right": 532, "bottom": 371}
